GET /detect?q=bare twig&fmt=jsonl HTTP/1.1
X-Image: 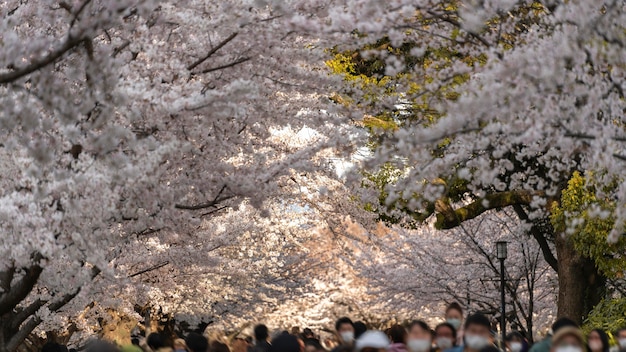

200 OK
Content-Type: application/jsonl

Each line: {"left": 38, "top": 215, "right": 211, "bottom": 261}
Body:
{"left": 187, "top": 32, "right": 239, "bottom": 71}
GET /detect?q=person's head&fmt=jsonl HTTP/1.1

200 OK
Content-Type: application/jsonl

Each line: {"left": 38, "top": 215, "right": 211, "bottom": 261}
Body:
{"left": 147, "top": 333, "right": 165, "bottom": 351}
{"left": 211, "top": 341, "right": 230, "bottom": 352}
{"left": 303, "top": 328, "right": 315, "bottom": 339}
{"left": 185, "top": 333, "right": 209, "bottom": 352}
{"left": 505, "top": 332, "right": 524, "bottom": 352}
{"left": 463, "top": 313, "right": 492, "bottom": 351}
{"left": 131, "top": 339, "right": 140, "bottom": 346}
{"left": 254, "top": 324, "right": 270, "bottom": 342}
{"left": 304, "top": 339, "right": 324, "bottom": 352}
{"left": 445, "top": 303, "right": 464, "bottom": 330}
{"left": 407, "top": 321, "right": 432, "bottom": 352}
{"left": 335, "top": 317, "right": 355, "bottom": 344}
{"left": 354, "top": 321, "right": 368, "bottom": 340}
{"left": 355, "top": 331, "right": 390, "bottom": 352}
{"left": 587, "top": 329, "right": 609, "bottom": 352}
{"left": 270, "top": 334, "right": 301, "bottom": 352}
{"left": 550, "top": 326, "right": 584, "bottom": 352}
{"left": 84, "top": 341, "right": 119, "bottom": 352}
{"left": 435, "top": 322, "right": 457, "bottom": 350}
{"left": 615, "top": 328, "right": 626, "bottom": 350}
{"left": 551, "top": 318, "right": 578, "bottom": 335}
{"left": 388, "top": 325, "right": 408, "bottom": 344}
{"left": 174, "top": 339, "right": 187, "bottom": 352}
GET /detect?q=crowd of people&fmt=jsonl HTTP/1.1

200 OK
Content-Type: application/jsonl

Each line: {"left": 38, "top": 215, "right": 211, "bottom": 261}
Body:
{"left": 41, "top": 303, "right": 626, "bottom": 352}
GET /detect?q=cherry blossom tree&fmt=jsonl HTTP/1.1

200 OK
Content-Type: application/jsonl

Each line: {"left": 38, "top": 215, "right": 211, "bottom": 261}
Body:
{"left": 299, "top": 0, "right": 626, "bottom": 323}
{"left": 353, "top": 210, "right": 557, "bottom": 341}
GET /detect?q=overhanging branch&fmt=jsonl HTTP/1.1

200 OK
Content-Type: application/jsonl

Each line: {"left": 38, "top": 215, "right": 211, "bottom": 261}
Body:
{"left": 434, "top": 190, "right": 544, "bottom": 229}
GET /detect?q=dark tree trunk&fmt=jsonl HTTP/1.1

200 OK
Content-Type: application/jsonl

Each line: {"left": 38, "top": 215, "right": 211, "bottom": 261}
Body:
{"left": 555, "top": 234, "right": 606, "bottom": 325}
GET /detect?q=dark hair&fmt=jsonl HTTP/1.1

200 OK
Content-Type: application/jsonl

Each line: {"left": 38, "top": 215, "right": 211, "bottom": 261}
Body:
{"left": 435, "top": 323, "right": 458, "bottom": 342}
{"left": 131, "top": 338, "right": 140, "bottom": 346}
{"left": 505, "top": 331, "right": 524, "bottom": 342}
{"left": 464, "top": 313, "right": 491, "bottom": 330}
{"left": 389, "top": 325, "right": 408, "bottom": 344}
{"left": 211, "top": 341, "right": 230, "bottom": 352}
{"left": 409, "top": 320, "right": 431, "bottom": 332}
{"left": 354, "top": 321, "right": 367, "bottom": 339}
{"left": 446, "top": 302, "right": 463, "bottom": 316}
{"left": 84, "top": 341, "right": 119, "bottom": 352}
{"left": 335, "top": 317, "right": 354, "bottom": 332}
{"left": 589, "top": 329, "right": 610, "bottom": 352}
{"left": 551, "top": 318, "right": 578, "bottom": 333}
{"left": 269, "top": 334, "right": 300, "bottom": 352}
{"left": 185, "top": 333, "right": 209, "bottom": 352}
{"left": 147, "top": 334, "right": 165, "bottom": 350}
{"left": 42, "top": 343, "right": 69, "bottom": 352}
{"left": 304, "top": 339, "right": 324, "bottom": 349}
{"left": 254, "top": 324, "right": 269, "bottom": 341}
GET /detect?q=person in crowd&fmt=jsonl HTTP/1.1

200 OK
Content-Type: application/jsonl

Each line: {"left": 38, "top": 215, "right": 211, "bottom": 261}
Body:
{"left": 587, "top": 329, "right": 609, "bottom": 352}
{"left": 446, "top": 313, "right": 493, "bottom": 352}
{"left": 304, "top": 339, "right": 327, "bottom": 352}
{"left": 615, "top": 328, "right": 626, "bottom": 352}
{"left": 355, "top": 322, "right": 368, "bottom": 340}
{"left": 331, "top": 317, "right": 356, "bottom": 352}
{"left": 42, "top": 343, "right": 69, "bottom": 352}
{"left": 303, "top": 328, "right": 316, "bottom": 340}
{"left": 434, "top": 323, "right": 457, "bottom": 352}
{"left": 407, "top": 320, "right": 433, "bottom": 352}
{"left": 355, "top": 331, "right": 391, "bottom": 352}
{"left": 550, "top": 326, "right": 584, "bottom": 352}
{"left": 147, "top": 333, "right": 172, "bottom": 352}
{"left": 173, "top": 339, "right": 187, "bottom": 352}
{"left": 445, "top": 303, "right": 465, "bottom": 345}
{"left": 252, "top": 325, "right": 272, "bottom": 352}
{"left": 211, "top": 341, "right": 231, "bottom": 352}
{"left": 388, "top": 325, "right": 409, "bottom": 352}
{"left": 269, "top": 333, "right": 302, "bottom": 352}
{"left": 505, "top": 332, "right": 527, "bottom": 352}
{"left": 85, "top": 341, "right": 120, "bottom": 352}
{"left": 529, "top": 318, "right": 579, "bottom": 352}
{"left": 185, "top": 333, "right": 209, "bottom": 352}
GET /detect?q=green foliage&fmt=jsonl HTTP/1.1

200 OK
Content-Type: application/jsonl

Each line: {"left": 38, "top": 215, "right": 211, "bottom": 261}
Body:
{"left": 550, "top": 172, "right": 626, "bottom": 278}
{"left": 583, "top": 298, "right": 626, "bottom": 337}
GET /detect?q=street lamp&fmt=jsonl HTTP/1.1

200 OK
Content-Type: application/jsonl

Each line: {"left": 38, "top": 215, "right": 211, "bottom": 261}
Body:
{"left": 496, "top": 241, "right": 508, "bottom": 350}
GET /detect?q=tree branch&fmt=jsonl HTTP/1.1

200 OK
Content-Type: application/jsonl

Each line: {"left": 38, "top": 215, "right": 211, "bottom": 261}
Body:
{"left": 0, "top": 35, "right": 85, "bottom": 84}
{"left": 0, "top": 254, "right": 43, "bottom": 316}
{"left": 513, "top": 205, "right": 559, "bottom": 271}
{"left": 187, "top": 32, "right": 239, "bottom": 71}
{"left": 175, "top": 185, "right": 231, "bottom": 210}
{"left": 196, "top": 57, "right": 251, "bottom": 74}
{"left": 129, "top": 261, "right": 170, "bottom": 278}
{"left": 434, "top": 190, "right": 544, "bottom": 229}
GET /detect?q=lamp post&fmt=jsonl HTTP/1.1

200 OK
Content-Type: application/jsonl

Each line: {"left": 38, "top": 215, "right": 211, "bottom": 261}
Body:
{"left": 496, "top": 241, "right": 508, "bottom": 351}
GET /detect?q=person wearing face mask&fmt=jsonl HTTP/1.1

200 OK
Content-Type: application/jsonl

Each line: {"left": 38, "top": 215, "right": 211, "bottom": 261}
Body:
{"left": 530, "top": 317, "right": 579, "bottom": 352}
{"left": 407, "top": 320, "right": 434, "bottom": 352}
{"left": 331, "top": 317, "right": 356, "bottom": 352}
{"left": 445, "top": 303, "right": 465, "bottom": 345}
{"left": 587, "top": 329, "right": 609, "bottom": 352}
{"left": 550, "top": 326, "right": 585, "bottom": 352}
{"left": 445, "top": 313, "right": 493, "bottom": 352}
{"left": 505, "top": 332, "right": 527, "bottom": 352}
{"left": 434, "top": 323, "right": 457, "bottom": 352}
{"left": 615, "top": 328, "right": 626, "bottom": 352}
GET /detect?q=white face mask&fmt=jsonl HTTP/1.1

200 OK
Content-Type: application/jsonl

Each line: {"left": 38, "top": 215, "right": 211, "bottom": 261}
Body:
{"left": 447, "top": 319, "right": 462, "bottom": 330}
{"left": 555, "top": 346, "right": 582, "bottom": 352}
{"left": 465, "top": 335, "right": 490, "bottom": 350}
{"left": 619, "top": 339, "right": 626, "bottom": 349}
{"left": 436, "top": 337, "right": 453, "bottom": 350}
{"left": 340, "top": 331, "right": 355, "bottom": 344}
{"left": 408, "top": 339, "right": 432, "bottom": 352}
{"left": 510, "top": 342, "right": 523, "bottom": 352}
{"left": 588, "top": 341, "right": 603, "bottom": 352}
